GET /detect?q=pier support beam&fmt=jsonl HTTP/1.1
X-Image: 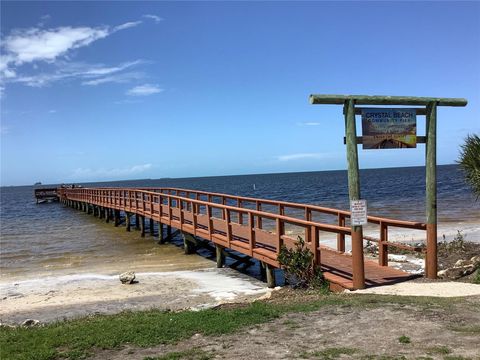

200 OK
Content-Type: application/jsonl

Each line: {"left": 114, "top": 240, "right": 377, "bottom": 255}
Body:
{"left": 114, "top": 210, "right": 120, "bottom": 227}
{"left": 157, "top": 222, "right": 164, "bottom": 244}
{"left": 125, "top": 212, "right": 131, "bottom": 232}
{"left": 105, "top": 208, "right": 110, "bottom": 223}
{"left": 135, "top": 214, "right": 140, "bottom": 231}
{"left": 98, "top": 207, "right": 104, "bottom": 219}
{"left": 167, "top": 225, "right": 172, "bottom": 238}
{"left": 182, "top": 232, "right": 197, "bottom": 254}
{"left": 139, "top": 216, "right": 145, "bottom": 237}
{"left": 215, "top": 245, "right": 225, "bottom": 268}
{"left": 265, "top": 263, "right": 276, "bottom": 288}
{"left": 149, "top": 218, "right": 154, "bottom": 236}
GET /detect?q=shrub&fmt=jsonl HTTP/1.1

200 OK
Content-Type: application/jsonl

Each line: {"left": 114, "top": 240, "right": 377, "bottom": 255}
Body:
{"left": 458, "top": 134, "right": 480, "bottom": 199}
{"left": 278, "top": 236, "right": 324, "bottom": 289}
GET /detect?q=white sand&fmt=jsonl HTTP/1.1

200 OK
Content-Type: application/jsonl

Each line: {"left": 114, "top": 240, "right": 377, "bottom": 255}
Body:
{"left": 0, "top": 268, "right": 271, "bottom": 325}
{"left": 350, "top": 281, "right": 480, "bottom": 297}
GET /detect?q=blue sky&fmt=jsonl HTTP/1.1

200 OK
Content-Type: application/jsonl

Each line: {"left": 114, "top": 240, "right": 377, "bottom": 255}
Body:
{"left": 1, "top": 1, "right": 478, "bottom": 186}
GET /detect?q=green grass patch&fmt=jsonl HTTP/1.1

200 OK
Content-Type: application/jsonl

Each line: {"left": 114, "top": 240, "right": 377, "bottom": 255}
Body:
{"left": 450, "top": 325, "right": 480, "bottom": 334}
{"left": 361, "top": 356, "right": 407, "bottom": 360}
{"left": 444, "top": 356, "right": 472, "bottom": 360}
{"left": 0, "top": 293, "right": 467, "bottom": 360}
{"left": 472, "top": 269, "right": 480, "bottom": 284}
{"left": 426, "top": 346, "right": 451, "bottom": 355}
{"left": 398, "top": 335, "right": 411, "bottom": 344}
{"left": 144, "top": 348, "right": 214, "bottom": 360}
{"left": 299, "top": 347, "right": 357, "bottom": 359}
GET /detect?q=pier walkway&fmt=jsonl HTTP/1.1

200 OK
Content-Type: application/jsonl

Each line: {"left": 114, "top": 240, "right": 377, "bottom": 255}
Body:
{"left": 58, "top": 187, "right": 426, "bottom": 290}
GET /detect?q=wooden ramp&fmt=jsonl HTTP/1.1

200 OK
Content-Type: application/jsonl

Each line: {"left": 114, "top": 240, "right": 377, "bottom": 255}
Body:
{"left": 319, "top": 247, "right": 417, "bottom": 291}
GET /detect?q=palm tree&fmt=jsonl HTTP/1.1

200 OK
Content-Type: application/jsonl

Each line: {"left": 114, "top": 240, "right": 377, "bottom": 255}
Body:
{"left": 458, "top": 134, "right": 480, "bottom": 199}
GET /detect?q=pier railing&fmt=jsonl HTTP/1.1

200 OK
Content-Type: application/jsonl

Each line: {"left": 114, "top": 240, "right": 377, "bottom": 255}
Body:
{"left": 152, "top": 188, "right": 427, "bottom": 266}
{"left": 59, "top": 187, "right": 426, "bottom": 269}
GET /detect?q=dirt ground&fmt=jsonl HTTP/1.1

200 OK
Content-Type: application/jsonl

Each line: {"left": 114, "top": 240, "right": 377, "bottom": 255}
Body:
{"left": 89, "top": 289, "right": 480, "bottom": 360}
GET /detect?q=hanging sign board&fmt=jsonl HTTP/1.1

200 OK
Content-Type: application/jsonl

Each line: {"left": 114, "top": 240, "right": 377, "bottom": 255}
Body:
{"left": 361, "top": 108, "right": 417, "bottom": 149}
{"left": 350, "top": 199, "right": 367, "bottom": 226}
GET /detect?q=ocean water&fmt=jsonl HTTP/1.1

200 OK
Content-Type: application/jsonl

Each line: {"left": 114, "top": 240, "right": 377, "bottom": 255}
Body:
{"left": 1, "top": 165, "right": 479, "bottom": 282}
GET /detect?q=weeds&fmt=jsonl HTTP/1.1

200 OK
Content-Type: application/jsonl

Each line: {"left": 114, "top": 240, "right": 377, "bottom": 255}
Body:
{"left": 278, "top": 236, "right": 325, "bottom": 289}
{"left": 398, "top": 335, "right": 411, "bottom": 344}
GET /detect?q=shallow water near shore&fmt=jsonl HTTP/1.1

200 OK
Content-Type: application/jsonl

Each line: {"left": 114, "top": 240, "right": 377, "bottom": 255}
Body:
{"left": 1, "top": 165, "right": 479, "bottom": 284}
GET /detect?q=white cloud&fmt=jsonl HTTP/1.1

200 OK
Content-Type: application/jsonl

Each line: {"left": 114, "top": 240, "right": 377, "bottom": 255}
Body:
{"left": 0, "top": 21, "right": 143, "bottom": 80}
{"left": 82, "top": 71, "right": 144, "bottom": 86}
{"left": 277, "top": 153, "right": 330, "bottom": 161}
{"left": 126, "top": 84, "right": 163, "bottom": 96}
{"left": 70, "top": 163, "right": 152, "bottom": 180}
{"left": 48, "top": 109, "right": 57, "bottom": 113}
{"left": 298, "top": 122, "right": 321, "bottom": 126}
{"left": 37, "top": 14, "right": 51, "bottom": 27}
{"left": 11, "top": 60, "right": 144, "bottom": 87}
{"left": 113, "top": 21, "right": 142, "bottom": 32}
{"left": 4, "top": 26, "right": 110, "bottom": 65}
{"left": 143, "top": 14, "right": 163, "bottom": 23}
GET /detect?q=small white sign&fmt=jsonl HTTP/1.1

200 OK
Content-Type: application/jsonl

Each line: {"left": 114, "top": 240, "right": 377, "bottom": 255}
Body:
{"left": 350, "top": 199, "right": 367, "bottom": 226}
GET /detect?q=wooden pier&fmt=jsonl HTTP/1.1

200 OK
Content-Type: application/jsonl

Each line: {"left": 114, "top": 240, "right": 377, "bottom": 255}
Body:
{"left": 58, "top": 187, "right": 425, "bottom": 290}
{"left": 34, "top": 188, "right": 59, "bottom": 203}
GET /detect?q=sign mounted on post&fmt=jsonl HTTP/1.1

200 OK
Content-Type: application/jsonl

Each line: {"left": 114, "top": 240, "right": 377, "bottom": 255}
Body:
{"left": 361, "top": 108, "right": 417, "bottom": 149}
{"left": 350, "top": 199, "right": 367, "bottom": 226}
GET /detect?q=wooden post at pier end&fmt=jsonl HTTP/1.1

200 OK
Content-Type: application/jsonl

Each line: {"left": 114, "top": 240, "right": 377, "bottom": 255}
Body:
{"left": 310, "top": 94, "right": 467, "bottom": 284}
{"left": 344, "top": 99, "right": 365, "bottom": 289}
{"left": 425, "top": 102, "right": 438, "bottom": 278}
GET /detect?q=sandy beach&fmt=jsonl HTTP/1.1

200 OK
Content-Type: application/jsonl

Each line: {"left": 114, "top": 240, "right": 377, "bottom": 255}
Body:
{"left": 0, "top": 268, "right": 272, "bottom": 325}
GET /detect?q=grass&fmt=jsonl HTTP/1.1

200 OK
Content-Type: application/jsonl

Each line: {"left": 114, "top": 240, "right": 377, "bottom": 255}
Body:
{"left": 449, "top": 325, "right": 480, "bottom": 334}
{"left": 144, "top": 348, "right": 214, "bottom": 360}
{"left": 398, "top": 335, "right": 411, "bottom": 344}
{"left": 472, "top": 269, "right": 480, "bottom": 284}
{"left": 0, "top": 294, "right": 465, "bottom": 360}
{"left": 426, "top": 346, "right": 452, "bottom": 355}
{"left": 299, "top": 347, "right": 357, "bottom": 359}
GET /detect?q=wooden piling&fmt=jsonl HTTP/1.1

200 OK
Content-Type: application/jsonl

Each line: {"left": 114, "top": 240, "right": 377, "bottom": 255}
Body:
{"left": 265, "top": 263, "right": 276, "bottom": 288}
{"left": 139, "top": 216, "right": 145, "bottom": 237}
{"left": 182, "top": 232, "right": 197, "bottom": 254}
{"left": 105, "top": 208, "right": 110, "bottom": 223}
{"left": 125, "top": 212, "right": 131, "bottom": 232}
{"left": 149, "top": 218, "right": 154, "bottom": 236}
{"left": 135, "top": 214, "right": 140, "bottom": 230}
{"left": 158, "top": 222, "right": 164, "bottom": 244}
{"left": 216, "top": 244, "right": 225, "bottom": 268}
{"left": 114, "top": 210, "right": 120, "bottom": 227}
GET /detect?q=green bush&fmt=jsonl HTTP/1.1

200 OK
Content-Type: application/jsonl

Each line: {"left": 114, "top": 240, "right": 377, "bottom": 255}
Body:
{"left": 278, "top": 236, "right": 324, "bottom": 289}
{"left": 458, "top": 134, "right": 480, "bottom": 199}
{"left": 473, "top": 269, "right": 480, "bottom": 285}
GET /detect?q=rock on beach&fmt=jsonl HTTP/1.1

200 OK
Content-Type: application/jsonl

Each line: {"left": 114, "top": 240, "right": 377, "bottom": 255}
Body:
{"left": 119, "top": 271, "right": 136, "bottom": 284}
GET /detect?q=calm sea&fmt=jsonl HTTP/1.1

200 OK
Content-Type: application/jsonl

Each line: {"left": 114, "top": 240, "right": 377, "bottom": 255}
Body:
{"left": 1, "top": 165, "right": 479, "bottom": 282}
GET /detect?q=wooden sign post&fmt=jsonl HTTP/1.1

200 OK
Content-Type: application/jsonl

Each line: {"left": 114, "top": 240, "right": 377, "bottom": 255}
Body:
{"left": 310, "top": 95, "right": 467, "bottom": 289}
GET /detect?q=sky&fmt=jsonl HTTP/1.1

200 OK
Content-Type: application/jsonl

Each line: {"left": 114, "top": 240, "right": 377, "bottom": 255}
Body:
{"left": 0, "top": 1, "right": 479, "bottom": 186}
